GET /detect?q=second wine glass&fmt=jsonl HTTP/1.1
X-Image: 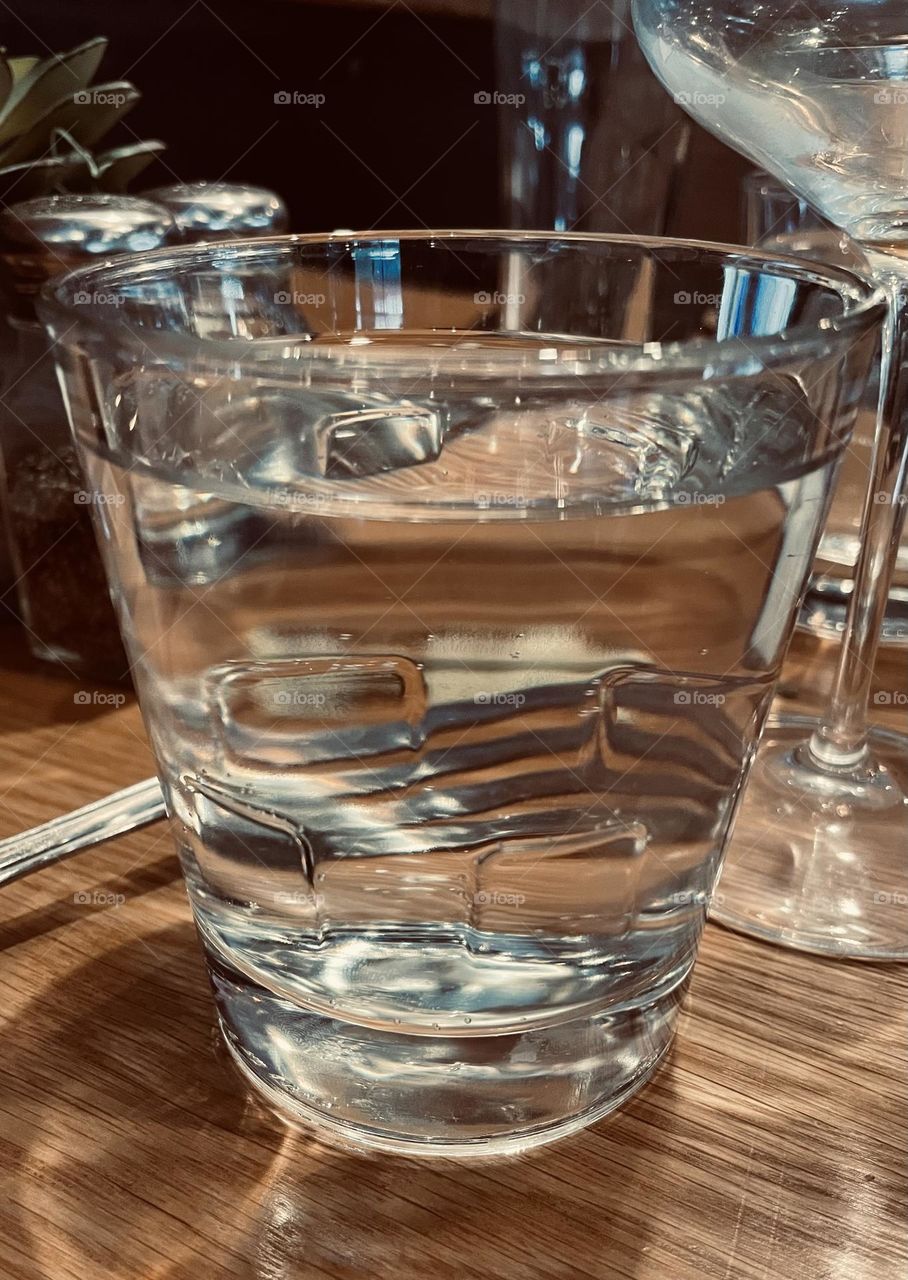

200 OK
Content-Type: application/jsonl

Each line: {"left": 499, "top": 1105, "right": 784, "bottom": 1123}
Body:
{"left": 633, "top": 0, "right": 908, "bottom": 958}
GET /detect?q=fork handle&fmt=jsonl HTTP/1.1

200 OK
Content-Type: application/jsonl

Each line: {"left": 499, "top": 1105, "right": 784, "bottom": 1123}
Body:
{"left": 0, "top": 777, "right": 167, "bottom": 889}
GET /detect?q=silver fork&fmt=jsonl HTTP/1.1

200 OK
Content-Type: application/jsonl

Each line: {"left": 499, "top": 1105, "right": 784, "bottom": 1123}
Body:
{"left": 0, "top": 777, "right": 166, "bottom": 889}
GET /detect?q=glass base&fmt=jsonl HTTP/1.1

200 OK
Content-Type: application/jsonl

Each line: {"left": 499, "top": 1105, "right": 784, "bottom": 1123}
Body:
{"left": 712, "top": 715, "right": 908, "bottom": 960}
{"left": 209, "top": 946, "right": 683, "bottom": 1156}
{"left": 25, "top": 634, "right": 131, "bottom": 683}
{"left": 798, "top": 583, "right": 908, "bottom": 647}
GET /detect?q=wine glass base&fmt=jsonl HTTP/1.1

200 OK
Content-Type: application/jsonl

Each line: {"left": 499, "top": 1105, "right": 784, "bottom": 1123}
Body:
{"left": 712, "top": 715, "right": 908, "bottom": 960}
{"left": 798, "top": 585, "right": 908, "bottom": 647}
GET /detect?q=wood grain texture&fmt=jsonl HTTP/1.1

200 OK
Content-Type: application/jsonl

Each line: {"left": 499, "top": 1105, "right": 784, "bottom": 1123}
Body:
{"left": 0, "top": 620, "right": 904, "bottom": 1280}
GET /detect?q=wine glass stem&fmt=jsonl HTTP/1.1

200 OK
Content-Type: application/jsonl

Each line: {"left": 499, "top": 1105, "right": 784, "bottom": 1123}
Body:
{"left": 809, "top": 269, "right": 908, "bottom": 771}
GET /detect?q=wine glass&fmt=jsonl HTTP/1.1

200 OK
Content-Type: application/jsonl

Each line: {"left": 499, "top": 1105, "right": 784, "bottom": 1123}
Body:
{"left": 741, "top": 171, "right": 908, "bottom": 646}
{"left": 632, "top": 0, "right": 908, "bottom": 959}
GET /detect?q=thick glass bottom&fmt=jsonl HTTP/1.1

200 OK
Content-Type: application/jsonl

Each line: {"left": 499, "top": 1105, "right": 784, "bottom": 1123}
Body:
{"left": 208, "top": 946, "right": 685, "bottom": 1156}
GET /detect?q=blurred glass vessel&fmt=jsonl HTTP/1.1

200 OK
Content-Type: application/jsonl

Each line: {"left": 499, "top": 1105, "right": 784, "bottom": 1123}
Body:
{"left": 141, "top": 182, "right": 288, "bottom": 242}
{"left": 494, "top": 0, "right": 689, "bottom": 232}
{"left": 42, "top": 233, "right": 880, "bottom": 1152}
{"left": 0, "top": 194, "right": 177, "bottom": 679}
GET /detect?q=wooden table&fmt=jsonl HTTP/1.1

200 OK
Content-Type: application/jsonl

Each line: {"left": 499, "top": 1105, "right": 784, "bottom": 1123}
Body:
{"left": 0, "top": 619, "right": 904, "bottom": 1280}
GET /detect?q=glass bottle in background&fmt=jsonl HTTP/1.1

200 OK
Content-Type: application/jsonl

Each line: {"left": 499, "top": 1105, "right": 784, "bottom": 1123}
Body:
{"left": 743, "top": 170, "right": 908, "bottom": 646}
{"left": 494, "top": 0, "right": 689, "bottom": 234}
{"left": 741, "top": 170, "right": 856, "bottom": 260}
{"left": 0, "top": 195, "right": 178, "bottom": 680}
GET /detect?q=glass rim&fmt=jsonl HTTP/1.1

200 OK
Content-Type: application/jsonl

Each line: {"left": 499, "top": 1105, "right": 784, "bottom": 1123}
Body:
{"left": 39, "top": 229, "right": 886, "bottom": 381}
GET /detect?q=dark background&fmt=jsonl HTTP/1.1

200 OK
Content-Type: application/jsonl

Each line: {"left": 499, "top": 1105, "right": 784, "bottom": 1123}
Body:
{"left": 0, "top": 0, "right": 747, "bottom": 240}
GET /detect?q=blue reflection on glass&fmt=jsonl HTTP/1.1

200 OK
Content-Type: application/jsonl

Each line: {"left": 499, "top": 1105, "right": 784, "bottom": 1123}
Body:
{"left": 568, "top": 67, "right": 586, "bottom": 99}
{"left": 717, "top": 267, "right": 796, "bottom": 340}
{"left": 352, "top": 240, "right": 403, "bottom": 330}
{"left": 566, "top": 123, "right": 585, "bottom": 178}
{"left": 529, "top": 116, "right": 549, "bottom": 151}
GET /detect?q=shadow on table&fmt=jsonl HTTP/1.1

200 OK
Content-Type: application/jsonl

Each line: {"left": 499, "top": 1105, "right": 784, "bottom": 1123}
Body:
{"left": 5, "top": 918, "right": 900, "bottom": 1279}
{"left": 0, "top": 849, "right": 179, "bottom": 951}
{"left": 1, "top": 918, "right": 684, "bottom": 1279}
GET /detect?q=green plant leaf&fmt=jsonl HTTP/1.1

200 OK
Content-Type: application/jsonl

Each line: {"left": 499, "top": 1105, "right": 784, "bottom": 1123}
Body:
{"left": 8, "top": 57, "right": 40, "bottom": 83}
{"left": 0, "top": 82, "right": 140, "bottom": 167}
{"left": 0, "top": 37, "right": 107, "bottom": 146}
{"left": 96, "top": 140, "right": 166, "bottom": 191}
{"left": 0, "top": 57, "right": 12, "bottom": 115}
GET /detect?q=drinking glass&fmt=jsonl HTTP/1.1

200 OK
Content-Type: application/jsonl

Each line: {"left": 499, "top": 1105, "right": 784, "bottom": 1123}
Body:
{"left": 634, "top": 0, "right": 908, "bottom": 959}
{"left": 744, "top": 171, "right": 908, "bottom": 645}
{"left": 41, "top": 233, "right": 881, "bottom": 1153}
{"left": 742, "top": 170, "right": 857, "bottom": 262}
{"left": 493, "top": 0, "right": 689, "bottom": 233}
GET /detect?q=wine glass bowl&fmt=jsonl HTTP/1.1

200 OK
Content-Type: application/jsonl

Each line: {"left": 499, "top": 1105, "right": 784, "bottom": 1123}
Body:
{"left": 634, "top": 1, "right": 908, "bottom": 243}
